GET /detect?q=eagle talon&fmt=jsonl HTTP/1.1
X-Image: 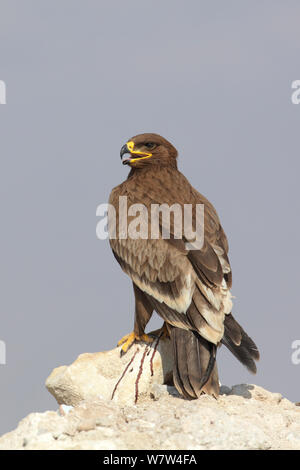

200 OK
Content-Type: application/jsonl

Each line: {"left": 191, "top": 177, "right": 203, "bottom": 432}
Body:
{"left": 118, "top": 332, "right": 153, "bottom": 356}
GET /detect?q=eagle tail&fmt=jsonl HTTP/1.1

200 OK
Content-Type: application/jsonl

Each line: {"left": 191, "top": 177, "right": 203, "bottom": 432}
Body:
{"left": 221, "top": 313, "right": 260, "bottom": 374}
{"left": 170, "top": 327, "right": 220, "bottom": 398}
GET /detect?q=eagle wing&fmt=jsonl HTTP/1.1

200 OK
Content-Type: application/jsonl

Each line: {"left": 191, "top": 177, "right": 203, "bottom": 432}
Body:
{"left": 108, "top": 168, "right": 233, "bottom": 345}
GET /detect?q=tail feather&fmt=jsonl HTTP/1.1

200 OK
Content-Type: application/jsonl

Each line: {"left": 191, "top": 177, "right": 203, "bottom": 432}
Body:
{"left": 221, "top": 313, "right": 260, "bottom": 374}
{"left": 170, "top": 327, "right": 219, "bottom": 398}
{"left": 172, "top": 331, "right": 194, "bottom": 399}
{"left": 223, "top": 313, "right": 242, "bottom": 345}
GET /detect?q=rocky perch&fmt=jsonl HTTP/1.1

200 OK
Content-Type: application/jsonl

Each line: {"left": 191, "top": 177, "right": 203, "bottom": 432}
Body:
{"left": 0, "top": 333, "right": 299, "bottom": 450}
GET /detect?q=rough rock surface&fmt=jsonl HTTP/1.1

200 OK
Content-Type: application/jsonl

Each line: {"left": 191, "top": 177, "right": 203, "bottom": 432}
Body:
{"left": 1, "top": 337, "right": 299, "bottom": 450}
{"left": 46, "top": 333, "right": 173, "bottom": 406}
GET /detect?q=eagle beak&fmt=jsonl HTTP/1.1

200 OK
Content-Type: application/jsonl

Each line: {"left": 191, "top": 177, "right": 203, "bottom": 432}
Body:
{"left": 120, "top": 141, "right": 152, "bottom": 165}
{"left": 120, "top": 141, "right": 135, "bottom": 165}
{"left": 120, "top": 144, "right": 130, "bottom": 164}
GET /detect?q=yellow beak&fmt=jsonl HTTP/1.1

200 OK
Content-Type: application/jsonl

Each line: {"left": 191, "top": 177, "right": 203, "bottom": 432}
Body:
{"left": 120, "top": 140, "right": 152, "bottom": 165}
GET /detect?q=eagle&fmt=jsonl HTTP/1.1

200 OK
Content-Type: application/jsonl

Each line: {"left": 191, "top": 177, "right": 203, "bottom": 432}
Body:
{"left": 108, "top": 133, "right": 259, "bottom": 398}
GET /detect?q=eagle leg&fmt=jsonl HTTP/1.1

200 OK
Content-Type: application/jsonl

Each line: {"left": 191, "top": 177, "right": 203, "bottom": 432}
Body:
{"left": 117, "top": 283, "right": 154, "bottom": 356}
{"left": 160, "top": 322, "right": 171, "bottom": 339}
{"left": 118, "top": 332, "right": 153, "bottom": 356}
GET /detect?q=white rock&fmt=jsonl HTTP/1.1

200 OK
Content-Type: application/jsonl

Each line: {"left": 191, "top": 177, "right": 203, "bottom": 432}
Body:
{"left": 46, "top": 333, "right": 173, "bottom": 406}
{"left": 1, "top": 386, "right": 299, "bottom": 450}
{"left": 1, "top": 339, "right": 300, "bottom": 450}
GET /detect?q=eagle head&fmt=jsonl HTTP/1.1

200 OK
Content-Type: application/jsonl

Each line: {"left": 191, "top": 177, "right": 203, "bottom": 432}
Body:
{"left": 120, "top": 133, "right": 178, "bottom": 168}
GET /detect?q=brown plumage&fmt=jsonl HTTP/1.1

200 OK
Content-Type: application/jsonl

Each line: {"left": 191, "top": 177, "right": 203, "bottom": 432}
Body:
{"left": 109, "top": 133, "right": 259, "bottom": 398}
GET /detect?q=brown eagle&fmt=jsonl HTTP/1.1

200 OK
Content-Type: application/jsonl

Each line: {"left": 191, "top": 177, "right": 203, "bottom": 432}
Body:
{"left": 108, "top": 133, "right": 259, "bottom": 398}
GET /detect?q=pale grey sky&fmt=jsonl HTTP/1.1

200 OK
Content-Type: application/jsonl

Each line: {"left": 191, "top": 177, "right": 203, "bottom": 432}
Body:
{"left": 0, "top": 0, "right": 300, "bottom": 434}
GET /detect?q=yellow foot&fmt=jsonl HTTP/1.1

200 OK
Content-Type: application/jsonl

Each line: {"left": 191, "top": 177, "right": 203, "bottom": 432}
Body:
{"left": 117, "top": 332, "right": 153, "bottom": 355}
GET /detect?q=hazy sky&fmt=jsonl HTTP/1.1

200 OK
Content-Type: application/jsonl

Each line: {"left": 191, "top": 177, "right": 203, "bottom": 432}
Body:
{"left": 0, "top": 0, "right": 300, "bottom": 435}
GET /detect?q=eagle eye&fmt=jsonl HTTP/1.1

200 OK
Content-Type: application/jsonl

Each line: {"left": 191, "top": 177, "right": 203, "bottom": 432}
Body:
{"left": 144, "top": 142, "right": 156, "bottom": 150}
